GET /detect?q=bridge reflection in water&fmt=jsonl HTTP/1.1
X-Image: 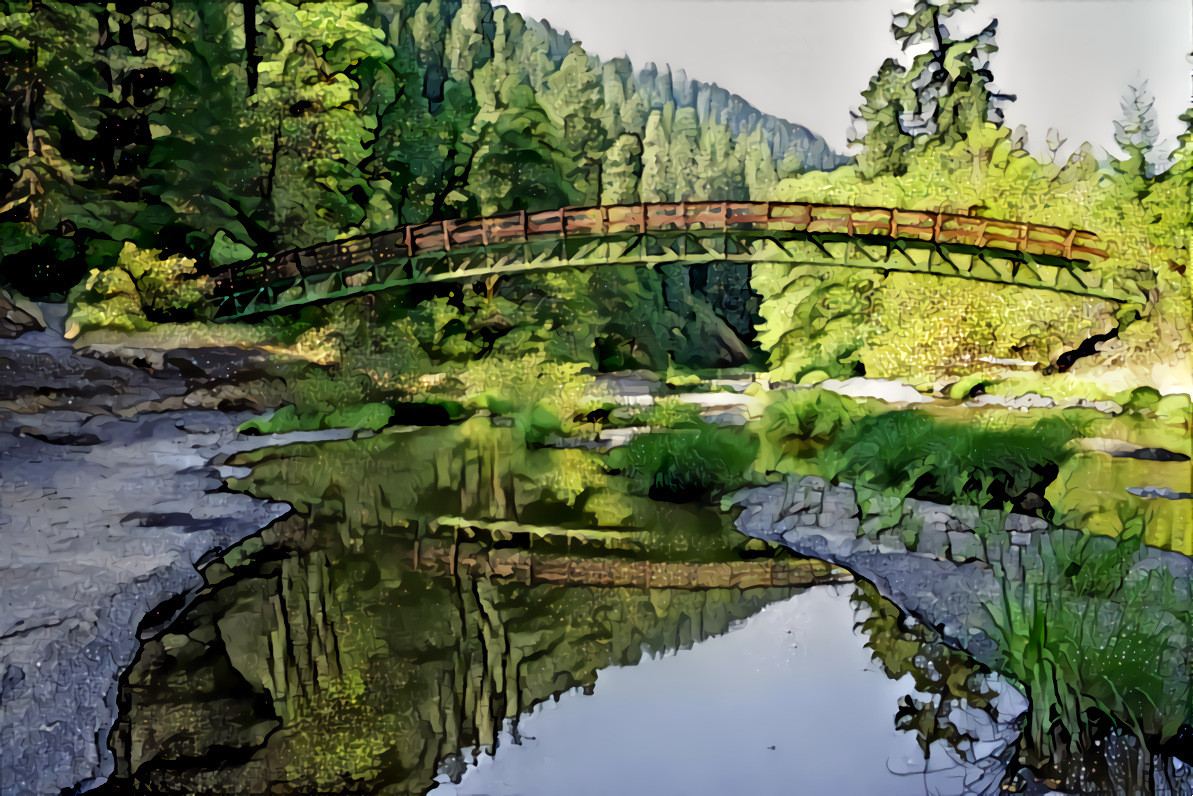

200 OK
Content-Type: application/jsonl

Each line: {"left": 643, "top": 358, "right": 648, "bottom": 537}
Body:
{"left": 207, "top": 201, "right": 1118, "bottom": 319}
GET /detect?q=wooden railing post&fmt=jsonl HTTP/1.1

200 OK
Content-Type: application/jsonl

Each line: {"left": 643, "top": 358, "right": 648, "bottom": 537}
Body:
{"left": 442, "top": 220, "right": 451, "bottom": 252}
{"left": 481, "top": 217, "right": 490, "bottom": 247}
{"left": 600, "top": 205, "right": 609, "bottom": 236}
{"left": 640, "top": 202, "right": 648, "bottom": 234}
{"left": 889, "top": 210, "right": 898, "bottom": 239}
{"left": 1062, "top": 228, "right": 1077, "bottom": 260}
{"left": 520, "top": 210, "right": 528, "bottom": 242}
{"left": 1018, "top": 223, "right": 1029, "bottom": 252}
{"left": 405, "top": 225, "right": 414, "bottom": 256}
{"left": 560, "top": 207, "right": 567, "bottom": 240}
{"left": 933, "top": 211, "right": 944, "bottom": 243}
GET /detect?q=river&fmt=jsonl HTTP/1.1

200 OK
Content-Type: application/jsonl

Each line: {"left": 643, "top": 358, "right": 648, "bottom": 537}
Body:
{"left": 92, "top": 422, "right": 1027, "bottom": 795}
{"left": 3, "top": 312, "right": 1189, "bottom": 794}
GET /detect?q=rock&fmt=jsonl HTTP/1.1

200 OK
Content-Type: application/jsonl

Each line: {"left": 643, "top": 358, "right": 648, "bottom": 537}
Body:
{"left": 0, "top": 287, "right": 45, "bottom": 338}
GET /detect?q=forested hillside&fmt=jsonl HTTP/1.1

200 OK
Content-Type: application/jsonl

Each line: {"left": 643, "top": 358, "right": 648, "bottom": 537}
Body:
{"left": 0, "top": 0, "right": 839, "bottom": 297}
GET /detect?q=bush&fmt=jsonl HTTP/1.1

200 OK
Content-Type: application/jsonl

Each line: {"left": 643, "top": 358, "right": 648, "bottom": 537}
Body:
{"left": 608, "top": 425, "right": 759, "bottom": 501}
{"left": 118, "top": 242, "right": 211, "bottom": 321}
{"left": 761, "top": 388, "right": 870, "bottom": 440}
{"left": 66, "top": 266, "right": 152, "bottom": 336}
{"left": 609, "top": 396, "right": 707, "bottom": 429}
{"left": 823, "top": 410, "right": 1081, "bottom": 513}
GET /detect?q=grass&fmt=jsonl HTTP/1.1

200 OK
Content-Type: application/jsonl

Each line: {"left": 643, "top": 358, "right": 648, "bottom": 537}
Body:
{"left": 821, "top": 410, "right": 1082, "bottom": 515}
{"left": 982, "top": 512, "right": 1193, "bottom": 768}
{"left": 607, "top": 424, "right": 760, "bottom": 502}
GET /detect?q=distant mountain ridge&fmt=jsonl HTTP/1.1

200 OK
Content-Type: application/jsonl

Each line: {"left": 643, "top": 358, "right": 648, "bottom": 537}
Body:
{"left": 523, "top": 16, "right": 844, "bottom": 172}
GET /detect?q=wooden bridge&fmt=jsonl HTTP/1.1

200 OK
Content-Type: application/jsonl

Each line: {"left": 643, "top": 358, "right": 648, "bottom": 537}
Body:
{"left": 206, "top": 200, "right": 1118, "bottom": 319}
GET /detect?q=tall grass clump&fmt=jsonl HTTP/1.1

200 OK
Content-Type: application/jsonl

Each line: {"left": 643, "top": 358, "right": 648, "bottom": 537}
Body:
{"left": 982, "top": 508, "right": 1193, "bottom": 778}
{"left": 608, "top": 425, "right": 760, "bottom": 502}
{"left": 823, "top": 411, "right": 1082, "bottom": 514}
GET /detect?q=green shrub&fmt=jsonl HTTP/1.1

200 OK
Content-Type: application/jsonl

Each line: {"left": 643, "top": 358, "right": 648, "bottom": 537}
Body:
{"left": 609, "top": 397, "right": 707, "bottom": 429}
{"left": 118, "top": 242, "right": 211, "bottom": 321}
{"left": 608, "top": 426, "right": 759, "bottom": 501}
{"left": 823, "top": 410, "right": 1081, "bottom": 513}
{"left": 66, "top": 266, "right": 152, "bottom": 336}
{"left": 761, "top": 388, "right": 870, "bottom": 440}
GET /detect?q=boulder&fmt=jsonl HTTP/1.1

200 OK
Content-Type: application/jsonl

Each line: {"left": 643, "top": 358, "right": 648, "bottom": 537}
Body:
{"left": 0, "top": 287, "right": 45, "bottom": 338}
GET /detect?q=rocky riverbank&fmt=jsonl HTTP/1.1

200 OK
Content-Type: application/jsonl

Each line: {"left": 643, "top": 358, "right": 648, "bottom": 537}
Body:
{"left": 732, "top": 475, "right": 1193, "bottom": 792}
{"left": 0, "top": 306, "right": 346, "bottom": 794}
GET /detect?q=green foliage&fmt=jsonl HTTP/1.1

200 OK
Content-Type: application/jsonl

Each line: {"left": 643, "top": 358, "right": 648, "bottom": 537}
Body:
{"left": 117, "top": 243, "right": 212, "bottom": 321}
{"left": 608, "top": 426, "right": 760, "bottom": 501}
{"left": 889, "top": 0, "right": 1007, "bottom": 148}
{"left": 753, "top": 265, "right": 879, "bottom": 382}
{"left": 2, "top": 0, "right": 830, "bottom": 302}
{"left": 851, "top": 59, "right": 913, "bottom": 178}
{"left": 761, "top": 388, "right": 870, "bottom": 441}
{"left": 65, "top": 266, "right": 151, "bottom": 336}
{"left": 757, "top": 118, "right": 1191, "bottom": 385}
{"left": 984, "top": 517, "right": 1193, "bottom": 761}
{"left": 822, "top": 410, "right": 1081, "bottom": 513}
{"left": 239, "top": 402, "right": 394, "bottom": 435}
{"left": 608, "top": 396, "right": 707, "bottom": 430}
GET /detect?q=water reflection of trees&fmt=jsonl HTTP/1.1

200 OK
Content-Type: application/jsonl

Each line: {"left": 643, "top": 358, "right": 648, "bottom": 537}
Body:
{"left": 107, "top": 422, "right": 823, "bottom": 793}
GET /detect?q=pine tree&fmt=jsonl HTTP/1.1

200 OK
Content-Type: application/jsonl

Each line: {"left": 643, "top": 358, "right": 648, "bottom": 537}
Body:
{"left": 467, "top": 59, "right": 568, "bottom": 216}
{"left": 445, "top": 0, "right": 489, "bottom": 83}
{"left": 850, "top": 58, "right": 913, "bottom": 177}
{"left": 891, "top": 0, "right": 1010, "bottom": 147}
{"left": 668, "top": 106, "right": 701, "bottom": 200}
{"left": 542, "top": 45, "right": 607, "bottom": 206}
{"left": 639, "top": 109, "right": 672, "bottom": 202}
{"left": 601, "top": 133, "right": 643, "bottom": 204}
{"left": 739, "top": 127, "right": 778, "bottom": 198}
{"left": 1114, "top": 82, "right": 1160, "bottom": 180}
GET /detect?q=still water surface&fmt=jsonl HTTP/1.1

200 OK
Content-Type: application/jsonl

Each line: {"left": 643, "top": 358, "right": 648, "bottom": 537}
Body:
{"left": 105, "top": 421, "right": 1019, "bottom": 794}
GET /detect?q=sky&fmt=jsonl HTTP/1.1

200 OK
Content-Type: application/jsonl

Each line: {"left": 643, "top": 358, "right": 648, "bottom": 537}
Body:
{"left": 497, "top": 0, "right": 1192, "bottom": 160}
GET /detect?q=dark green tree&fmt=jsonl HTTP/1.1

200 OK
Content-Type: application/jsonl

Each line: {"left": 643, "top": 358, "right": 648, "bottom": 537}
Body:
{"left": 851, "top": 58, "right": 914, "bottom": 177}
{"left": 891, "top": 0, "right": 1010, "bottom": 147}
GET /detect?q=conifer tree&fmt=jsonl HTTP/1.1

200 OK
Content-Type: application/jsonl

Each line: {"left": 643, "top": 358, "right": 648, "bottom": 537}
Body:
{"left": 601, "top": 134, "right": 643, "bottom": 204}
{"left": 1114, "top": 82, "right": 1160, "bottom": 181}
{"left": 851, "top": 58, "right": 913, "bottom": 177}
{"left": 542, "top": 45, "right": 607, "bottom": 206}
{"left": 891, "top": 0, "right": 1010, "bottom": 147}
{"left": 639, "top": 109, "right": 672, "bottom": 202}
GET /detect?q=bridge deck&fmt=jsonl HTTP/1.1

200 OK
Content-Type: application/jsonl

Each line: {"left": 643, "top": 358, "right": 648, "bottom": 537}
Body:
{"left": 207, "top": 201, "right": 1112, "bottom": 319}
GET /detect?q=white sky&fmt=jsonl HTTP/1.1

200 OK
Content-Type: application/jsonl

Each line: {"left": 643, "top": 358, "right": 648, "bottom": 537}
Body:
{"left": 498, "top": 0, "right": 1192, "bottom": 159}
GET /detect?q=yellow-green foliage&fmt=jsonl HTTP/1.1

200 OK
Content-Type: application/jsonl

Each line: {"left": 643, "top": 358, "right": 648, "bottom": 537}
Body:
{"left": 66, "top": 242, "right": 214, "bottom": 336}
{"left": 454, "top": 351, "right": 589, "bottom": 423}
{"left": 865, "top": 275, "right": 1114, "bottom": 388}
{"left": 756, "top": 123, "right": 1192, "bottom": 386}
{"left": 117, "top": 242, "right": 211, "bottom": 318}
{"left": 66, "top": 267, "right": 151, "bottom": 336}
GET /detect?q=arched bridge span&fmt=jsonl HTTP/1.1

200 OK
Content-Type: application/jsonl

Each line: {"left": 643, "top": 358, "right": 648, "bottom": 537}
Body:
{"left": 207, "top": 201, "right": 1116, "bottom": 320}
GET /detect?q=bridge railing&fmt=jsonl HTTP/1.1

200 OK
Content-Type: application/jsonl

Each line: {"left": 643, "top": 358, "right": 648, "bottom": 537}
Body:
{"left": 208, "top": 201, "right": 1105, "bottom": 296}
